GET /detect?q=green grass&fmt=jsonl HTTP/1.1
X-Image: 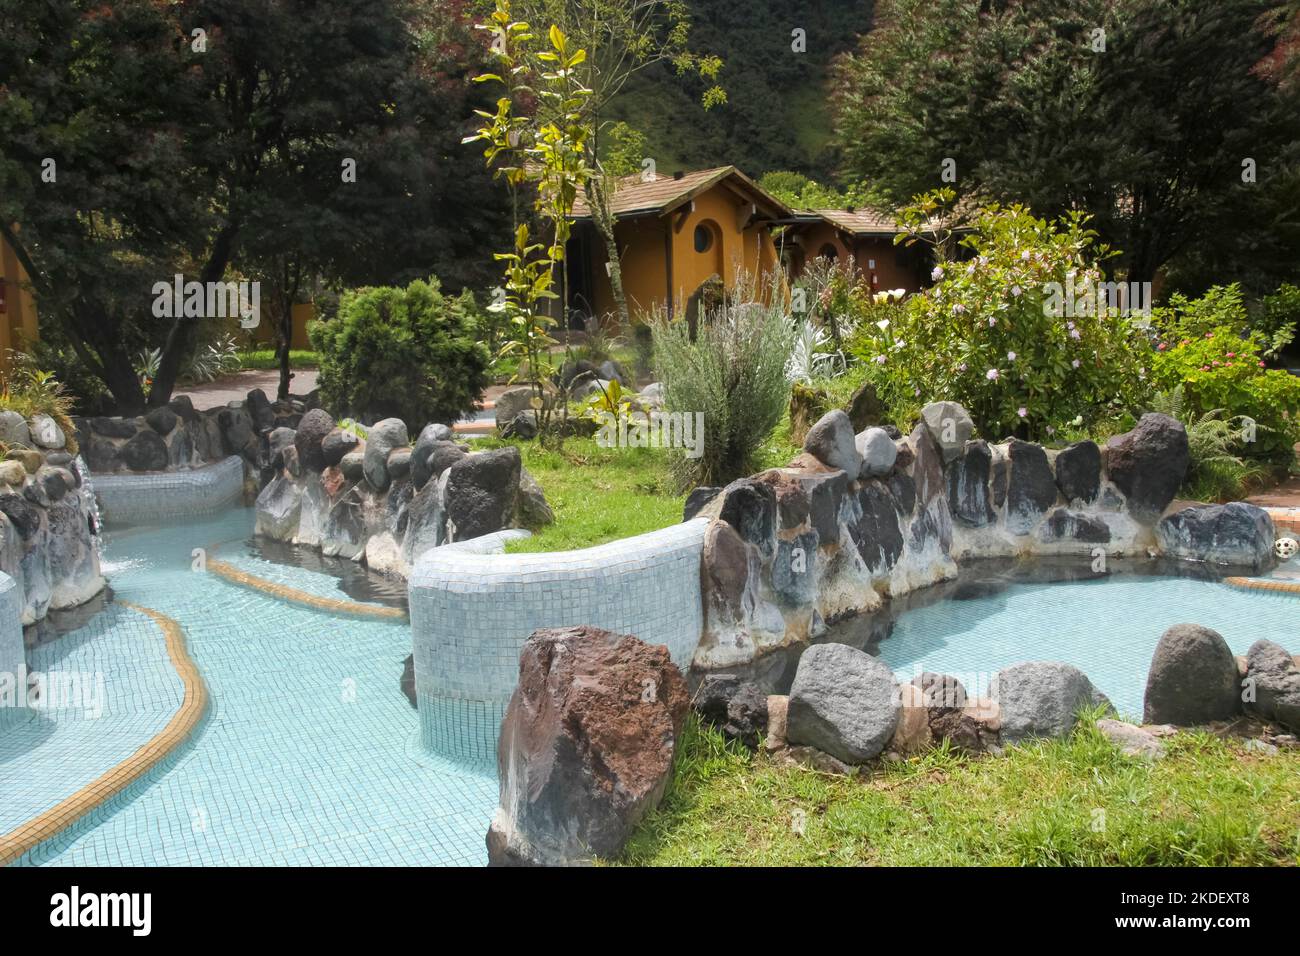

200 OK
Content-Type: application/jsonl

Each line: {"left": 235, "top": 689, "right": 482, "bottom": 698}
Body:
{"left": 235, "top": 349, "right": 319, "bottom": 370}
{"left": 618, "top": 715, "right": 1300, "bottom": 866}
{"left": 470, "top": 435, "right": 685, "bottom": 553}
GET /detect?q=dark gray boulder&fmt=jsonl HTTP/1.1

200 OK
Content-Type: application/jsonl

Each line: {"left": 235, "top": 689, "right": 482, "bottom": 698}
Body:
{"left": 991, "top": 661, "right": 1111, "bottom": 744}
{"left": 412, "top": 440, "right": 467, "bottom": 491}
{"left": 694, "top": 674, "right": 769, "bottom": 750}
{"left": 1055, "top": 440, "right": 1101, "bottom": 504}
{"left": 516, "top": 466, "right": 553, "bottom": 528}
{"left": 717, "top": 478, "right": 776, "bottom": 559}
{"left": 339, "top": 451, "right": 365, "bottom": 482}
{"left": 850, "top": 479, "right": 904, "bottom": 573}
{"left": 772, "top": 530, "right": 819, "bottom": 606}
{"left": 1143, "top": 623, "right": 1240, "bottom": 726}
{"left": 245, "top": 388, "right": 276, "bottom": 433}
{"left": 0, "top": 493, "right": 40, "bottom": 539}
{"left": 1105, "top": 413, "right": 1189, "bottom": 523}
{"left": 1155, "top": 502, "right": 1275, "bottom": 571}
{"left": 920, "top": 401, "right": 974, "bottom": 465}
{"left": 267, "top": 427, "right": 296, "bottom": 469}
{"left": 144, "top": 406, "right": 178, "bottom": 436}
{"left": 363, "top": 418, "right": 409, "bottom": 491}
{"left": 91, "top": 416, "right": 138, "bottom": 439}
{"left": 947, "top": 439, "right": 995, "bottom": 527}
{"left": 1039, "top": 507, "right": 1111, "bottom": 544}
{"left": 444, "top": 447, "right": 521, "bottom": 541}
{"left": 786, "top": 643, "right": 899, "bottom": 764}
{"left": 1243, "top": 640, "right": 1300, "bottom": 732}
{"left": 1005, "top": 439, "right": 1057, "bottom": 534}
{"left": 119, "top": 429, "right": 169, "bottom": 472}
{"left": 683, "top": 486, "right": 721, "bottom": 522}
{"left": 803, "top": 409, "right": 862, "bottom": 475}
{"left": 321, "top": 426, "right": 359, "bottom": 468}
{"left": 294, "top": 408, "right": 335, "bottom": 472}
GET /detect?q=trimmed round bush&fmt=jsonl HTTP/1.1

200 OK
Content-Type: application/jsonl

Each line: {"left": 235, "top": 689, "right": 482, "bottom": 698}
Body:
{"left": 310, "top": 277, "right": 489, "bottom": 430}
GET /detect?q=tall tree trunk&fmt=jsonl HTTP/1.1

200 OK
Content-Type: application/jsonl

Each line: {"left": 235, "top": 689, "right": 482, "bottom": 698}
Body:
{"left": 149, "top": 223, "right": 239, "bottom": 406}
{"left": 587, "top": 176, "right": 630, "bottom": 328}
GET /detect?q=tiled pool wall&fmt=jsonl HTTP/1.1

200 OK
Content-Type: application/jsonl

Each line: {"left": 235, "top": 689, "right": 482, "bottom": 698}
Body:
{"left": 0, "top": 572, "right": 23, "bottom": 729}
{"left": 409, "top": 519, "right": 709, "bottom": 762}
{"left": 91, "top": 456, "right": 246, "bottom": 525}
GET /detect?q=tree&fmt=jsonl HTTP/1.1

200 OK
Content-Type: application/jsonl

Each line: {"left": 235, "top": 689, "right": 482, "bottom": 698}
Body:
{"left": 503, "top": 0, "right": 723, "bottom": 327}
{"left": 832, "top": 0, "right": 1300, "bottom": 287}
{"left": 0, "top": 0, "right": 509, "bottom": 411}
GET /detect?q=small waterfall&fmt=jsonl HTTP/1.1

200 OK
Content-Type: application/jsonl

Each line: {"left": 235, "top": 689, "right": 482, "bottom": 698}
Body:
{"left": 72, "top": 455, "right": 105, "bottom": 560}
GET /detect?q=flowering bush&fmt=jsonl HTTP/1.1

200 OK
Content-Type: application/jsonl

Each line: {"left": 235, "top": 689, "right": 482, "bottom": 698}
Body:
{"left": 850, "top": 203, "right": 1149, "bottom": 439}
{"left": 1150, "top": 324, "right": 1300, "bottom": 463}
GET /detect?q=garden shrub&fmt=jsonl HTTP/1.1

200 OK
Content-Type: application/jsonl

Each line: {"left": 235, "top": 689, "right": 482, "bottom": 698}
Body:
{"left": 0, "top": 353, "right": 79, "bottom": 454}
{"left": 650, "top": 282, "right": 796, "bottom": 489}
{"left": 850, "top": 205, "right": 1150, "bottom": 440}
{"left": 1151, "top": 289, "right": 1300, "bottom": 463}
{"left": 310, "top": 278, "right": 489, "bottom": 429}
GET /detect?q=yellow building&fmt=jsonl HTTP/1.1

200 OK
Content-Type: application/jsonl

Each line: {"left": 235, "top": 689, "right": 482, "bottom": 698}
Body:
{"left": 779, "top": 208, "right": 934, "bottom": 294}
{"left": 0, "top": 231, "right": 40, "bottom": 374}
{"left": 566, "top": 166, "right": 792, "bottom": 328}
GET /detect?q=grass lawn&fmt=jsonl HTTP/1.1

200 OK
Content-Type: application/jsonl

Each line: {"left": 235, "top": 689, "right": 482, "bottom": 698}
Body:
{"left": 471, "top": 416, "right": 803, "bottom": 553}
{"left": 236, "top": 349, "right": 320, "bottom": 369}
{"left": 619, "top": 715, "right": 1300, "bottom": 866}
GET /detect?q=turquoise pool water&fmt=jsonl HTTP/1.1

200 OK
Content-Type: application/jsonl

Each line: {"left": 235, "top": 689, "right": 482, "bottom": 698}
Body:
{"left": 873, "top": 570, "right": 1299, "bottom": 718}
{"left": 2, "top": 508, "right": 496, "bottom": 866}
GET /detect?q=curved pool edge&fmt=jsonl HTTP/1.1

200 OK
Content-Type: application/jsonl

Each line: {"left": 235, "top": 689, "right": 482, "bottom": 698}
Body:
{"left": 410, "top": 519, "right": 709, "bottom": 762}
{"left": 0, "top": 602, "right": 209, "bottom": 867}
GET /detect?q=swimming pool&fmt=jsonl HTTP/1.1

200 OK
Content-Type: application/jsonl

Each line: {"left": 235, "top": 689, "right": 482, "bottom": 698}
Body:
{"left": 2, "top": 508, "right": 496, "bottom": 866}
{"left": 863, "top": 561, "right": 1298, "bottom": 718}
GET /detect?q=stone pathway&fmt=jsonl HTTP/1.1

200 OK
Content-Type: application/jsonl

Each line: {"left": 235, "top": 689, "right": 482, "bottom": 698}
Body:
{"left": 175, "top": 369, "right": 319, "bottom": 411}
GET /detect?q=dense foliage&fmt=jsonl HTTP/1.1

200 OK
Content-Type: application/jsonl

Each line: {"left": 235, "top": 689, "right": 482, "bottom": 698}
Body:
{"left": 0, "top": 0, "right": 508, "bottom": 410}
{"left": 1149, "top": 286, "right": 1300, "bottom": 463}
{"left": 310, "top": 279, "right": 490, "bottom": 429}
{"left": 832, "top": 0, "right": 1300, "bottom": 292}
{"left": 850, "top": 203, "right": 1149, "bottom": 440}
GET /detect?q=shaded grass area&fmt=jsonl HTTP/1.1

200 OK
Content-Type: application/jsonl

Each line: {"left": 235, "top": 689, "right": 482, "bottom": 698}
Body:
{"left": 619, "top": 716, "right": 1300, "bottom": 866}
{"left": 235, "top": 349, "right": 319, "bottom": 369}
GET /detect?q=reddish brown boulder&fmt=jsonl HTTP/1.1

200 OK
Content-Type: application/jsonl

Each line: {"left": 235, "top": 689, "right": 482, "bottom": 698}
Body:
{"left": 487, "top": 625, "right": 689, "bottom": 866}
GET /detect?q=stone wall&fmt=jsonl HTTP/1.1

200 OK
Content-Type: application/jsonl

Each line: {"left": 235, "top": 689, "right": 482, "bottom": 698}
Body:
{"left": 73, "top": 388, "right": 307, "bottom": 481}
{"left": 409, "top": 519, "right": 709, "bottom": 761}
{"left": 692, "top": 403, "right": 1276, "bottom": 686}
{"left": 254, "top": 414, "right": 551, "bottom": 578}
{"left": 0, "top": 412, "right": 105, "bottom": 625}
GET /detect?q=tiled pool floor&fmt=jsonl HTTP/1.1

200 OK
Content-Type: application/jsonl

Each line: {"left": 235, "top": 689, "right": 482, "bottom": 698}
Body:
{"left": 3, "top": 509, "right": 496, "bottom": 866}
{"left": 872, "top": 571, "right": 1299, "bottom": 718}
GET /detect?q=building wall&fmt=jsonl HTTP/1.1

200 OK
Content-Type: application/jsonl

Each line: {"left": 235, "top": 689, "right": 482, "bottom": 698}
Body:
{"left": 0, "top": 234, "right": 40, "bottom": 375}
{"left": 579, "top": 183, "right": 787, "bottom": 326}
{"left": 248, "top": 301, "right": 314, "bottom": 350}
{"left": 784, "top": 222, "right": 927, "bottom": 294}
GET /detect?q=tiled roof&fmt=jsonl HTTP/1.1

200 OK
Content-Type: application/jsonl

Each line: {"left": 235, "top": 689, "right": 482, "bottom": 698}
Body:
{"left": 571, "top": 166, "right": 790, "bottom": 220}
{"left": 813, "top": 207, "right": 900, "bottom": 235}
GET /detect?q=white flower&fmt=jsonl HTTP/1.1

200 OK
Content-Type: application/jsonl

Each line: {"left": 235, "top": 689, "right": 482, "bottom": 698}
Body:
{"left": 931, "top": 266, "right": 944, "bottom": 281}
{"left": 1007, "top": 351, "right": 1017, "bottom": 361}
{"left": 874, "top": 354, "right": 887, "bottom": 365}
{"left": 1011, "top": 285, "right": 1022, "bottom": 297}
{"left": 876, "top": 319, "right": 890, "bottom": 331}
{"left": 986, "top": 368, "right": 999, "bottom": 381}
{"left": 1072, "top": 358, "right": 1081, "bottom": 368}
